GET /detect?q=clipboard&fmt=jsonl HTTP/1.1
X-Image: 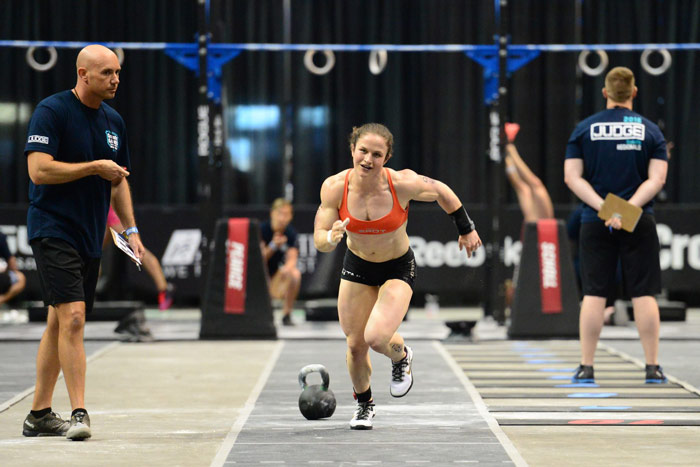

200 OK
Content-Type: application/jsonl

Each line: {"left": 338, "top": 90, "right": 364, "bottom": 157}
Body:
{"left": 109, "top": 227, "right": 142, "bottom": 270}
{"left": 597, "top": 193, "right": 642, "bottom": 233}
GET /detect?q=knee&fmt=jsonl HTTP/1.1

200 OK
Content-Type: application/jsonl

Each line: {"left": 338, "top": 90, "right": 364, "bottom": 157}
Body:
{"left": 346, "top": 337, "right": 369, "bottom": 358}
{"left": 58, "top": 307, "right": 85, "bottom": 334}
{"left": 364, "top": 326, "right": 390, "bottom": 353}
{"left": 291, "top": 268, "right": 301, "bottom": 284}
{"left": 282, "top": 267, "right": 301, "bottom": 283}
{"left": 16, "top": 271, "right": 27, "bottom": 290}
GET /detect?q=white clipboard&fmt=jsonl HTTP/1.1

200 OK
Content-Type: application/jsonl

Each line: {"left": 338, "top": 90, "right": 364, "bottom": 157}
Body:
{"left": 109, "top": 227, "right": 142, "bottom": 270}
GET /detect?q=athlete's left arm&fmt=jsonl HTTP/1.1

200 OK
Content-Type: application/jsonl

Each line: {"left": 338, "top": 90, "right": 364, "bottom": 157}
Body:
{"left": 627, "top": 158, "right": 668, "bottom": 208}
{"left": 399, "top": 170, "right": 482, "bottom": 257}
{"left": 400, "top": 169, "right": 462, "bottom": 212}
{"left": 111, "top": 178, "right": 145, "bottom": 260}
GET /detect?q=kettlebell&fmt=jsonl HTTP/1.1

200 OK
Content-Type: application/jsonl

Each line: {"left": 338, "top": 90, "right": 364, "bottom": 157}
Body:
{"left": 298, "top": 364, "right": 336, "bottom": 420}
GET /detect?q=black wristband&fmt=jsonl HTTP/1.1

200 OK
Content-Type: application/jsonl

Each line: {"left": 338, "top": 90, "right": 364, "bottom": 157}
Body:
{"left": 449, "top": 206, "right": 475, "bottom": 235}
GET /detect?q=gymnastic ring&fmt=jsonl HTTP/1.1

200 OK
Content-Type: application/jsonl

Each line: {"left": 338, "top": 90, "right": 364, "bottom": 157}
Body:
{"left": 304, "top": 50, "right": 335, "bottom": 75}
{"left": 578, "top": 50, "right": 608, "bottom": 76}
{"left": 368, "top": 49, "right": 388, "bottom": 75}
{"left": 641, "top": 49, "right": 671, "bottom": 76}
{"left": 26, "top": 46, "right": 58, "bottom": 72}
{"left": 114, "top": 47, "right": 125, "bottom": 65}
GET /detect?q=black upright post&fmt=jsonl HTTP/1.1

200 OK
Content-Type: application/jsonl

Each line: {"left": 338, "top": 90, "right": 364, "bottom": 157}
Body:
{"left": 281, "top": 0, "right": 294, "bottom": 201}
{"left": 484, "top": 0, "right": 508, "bottom": 323}
{"left": 197, "top": 0, "right": 214, "bottom": 293}
{"left": 209, "top": 1, "right": 224, "bottom": 219}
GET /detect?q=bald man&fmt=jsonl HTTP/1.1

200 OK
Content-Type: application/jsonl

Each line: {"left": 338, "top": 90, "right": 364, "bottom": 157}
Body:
{"left": 23, "top": 44, "right": 144, "bottom": 440}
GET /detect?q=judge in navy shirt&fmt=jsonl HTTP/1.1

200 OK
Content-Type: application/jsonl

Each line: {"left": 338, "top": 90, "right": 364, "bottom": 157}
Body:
{"left": 23, "top": 45, "right": 144, "bottom": 440}
{"left": 564, "top": 66, "right": 668, "bottom": 384}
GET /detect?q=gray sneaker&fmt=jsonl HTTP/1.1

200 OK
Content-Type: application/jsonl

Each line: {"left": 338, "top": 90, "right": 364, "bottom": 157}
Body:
{"left": 66, "top": 411, "right": 91, "bottom": 440}
{"left": 22, "top": 411, "right": 70, "bottom": 437}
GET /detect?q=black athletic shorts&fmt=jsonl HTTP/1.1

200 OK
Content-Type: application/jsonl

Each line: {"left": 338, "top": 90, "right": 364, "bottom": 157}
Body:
{"left": 31, "top": 238, "right": 101, "bottom": 313}
{"left": 579, "top": 213, "right": 661, "bottom": 298}
{"left": 341, "top": 248, "right": 416, "bottom": 289}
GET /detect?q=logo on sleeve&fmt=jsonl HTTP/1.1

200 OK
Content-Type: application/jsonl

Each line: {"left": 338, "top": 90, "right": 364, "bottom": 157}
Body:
{"left": 105, "top": 131, "right": 119, "bottom": 151}
{"left": 27, "top": 135, "right": 49, "bottom": 144}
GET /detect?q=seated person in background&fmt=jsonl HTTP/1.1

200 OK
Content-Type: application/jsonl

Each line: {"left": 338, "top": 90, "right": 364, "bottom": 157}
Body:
{"left": 503, "top": 123, "right": 554, "bottom": 306}
{"left": 0, "top": 232, "right": 26, "bottom": 306}
{"left": 260, "top": 198, "right": 301, "bottom": 326}
{"left": 103, "top": 206, "right": 174, "bottom": 310}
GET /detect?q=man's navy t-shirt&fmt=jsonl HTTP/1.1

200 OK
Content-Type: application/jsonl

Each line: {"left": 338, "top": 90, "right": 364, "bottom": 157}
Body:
{"left": 565, "top": 107, "right": 666, "bottom": 223}
{"left": 24, "top": 90, "right": 130, "bottom": 257}
{"left": 260, "top": 221, "right": 299, "bottom": 276}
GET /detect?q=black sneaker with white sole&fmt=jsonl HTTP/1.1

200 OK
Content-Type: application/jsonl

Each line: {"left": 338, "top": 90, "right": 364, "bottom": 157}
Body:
{"left": 349, "top": 401, "right": 375, "bottom": 430}
{"left": 22, "top": 411, "right": 70, "bottom": 437}
{"left": 66, "top": 410, "right": 91, "bottom": 440}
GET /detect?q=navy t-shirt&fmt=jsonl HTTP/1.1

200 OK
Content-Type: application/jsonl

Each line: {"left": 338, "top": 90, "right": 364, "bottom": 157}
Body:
{"left": 24, "top": 90, "right": 130, "bottom": 257}
{"left": 260, "top": 221, "right": 299, "bottom": 276}
{"left": 565, "top": 108, "right": 666, "bottom": 223}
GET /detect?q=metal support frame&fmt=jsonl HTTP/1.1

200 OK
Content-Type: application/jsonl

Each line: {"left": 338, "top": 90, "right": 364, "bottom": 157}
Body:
{"left": 3, "top": 25, "right": 699, "bottom": 319}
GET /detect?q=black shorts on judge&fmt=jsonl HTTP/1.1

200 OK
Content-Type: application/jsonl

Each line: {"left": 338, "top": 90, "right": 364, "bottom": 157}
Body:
{"left": 341, "top": 248, "right": 416, "bottom": 289}
{"left": 579, "top": 213, "right": 661, "bottom": 298}
{"left": 31, "top": 238, "right": 101, "bottom": 313}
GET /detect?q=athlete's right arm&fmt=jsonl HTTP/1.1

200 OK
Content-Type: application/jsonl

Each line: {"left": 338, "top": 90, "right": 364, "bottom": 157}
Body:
{"left": 313, "top": 175, "right": 347, "bottom": 252}
{"left": 27, "top": 151, "right": 129, "bottom": 185}
{"left": 564, "top": 158, "right": 605, "bottom": 211}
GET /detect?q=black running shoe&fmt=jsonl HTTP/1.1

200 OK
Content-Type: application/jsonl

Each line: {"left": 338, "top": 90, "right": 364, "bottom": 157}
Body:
{"left": 349, "top": 401, "right": 375, "bottom": 430}
{"left": 645, "top": 364, "right": 668, "bottom": 384}
{"left": 22, "top": 411, "right": 70, "bottom": 437}
{"left": 66, "top": 410, "right": 91, "bottom": 440}
{"left": 282, "top": 314, "right": 294, "bottom": 326}
{"left": 572, "top": 364, "right": 595, "bottom": 383}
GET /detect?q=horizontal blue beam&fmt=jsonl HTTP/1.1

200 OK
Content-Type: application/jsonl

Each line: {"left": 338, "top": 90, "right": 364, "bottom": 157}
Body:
{"left": 0, "top": 40, "right": 174, "bottom": 50}
{"left": 1, "top": 40, "right": 699, "bottom": 52}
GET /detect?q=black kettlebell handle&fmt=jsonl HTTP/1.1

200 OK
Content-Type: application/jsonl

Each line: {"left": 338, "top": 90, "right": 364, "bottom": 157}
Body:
{"left": 298, "top": 364, "right": 330, "bottom": 390}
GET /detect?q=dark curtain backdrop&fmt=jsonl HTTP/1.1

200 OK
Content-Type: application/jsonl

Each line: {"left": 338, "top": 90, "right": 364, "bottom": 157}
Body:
{"left": 1, "top": 0, "right": 698, "bottom": 207}
{"left": 0, "top": 0, "right": 199, "bottom": 204}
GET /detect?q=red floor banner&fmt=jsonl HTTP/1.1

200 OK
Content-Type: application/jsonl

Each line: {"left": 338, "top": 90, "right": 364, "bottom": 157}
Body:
{"left": 537, "top": 219, "right": 562, "bottom": 314}
{"left": 225, "top": 218, "right": 250, "bottom": 314}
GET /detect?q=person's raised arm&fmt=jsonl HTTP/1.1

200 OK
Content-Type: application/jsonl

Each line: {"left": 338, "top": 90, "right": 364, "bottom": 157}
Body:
{"left": 27, "top": 152, "right": 129, "bottom": 185}
{"left": 314, "top": 176, "right": 347, "bottom": 252}
{"left": 400, "top": 170, "right": 482, "bottom": 257}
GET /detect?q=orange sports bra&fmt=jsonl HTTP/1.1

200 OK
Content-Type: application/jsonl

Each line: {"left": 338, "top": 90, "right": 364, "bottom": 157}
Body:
{"left": 338, "top": 168, "right": 409, "bottom": 235}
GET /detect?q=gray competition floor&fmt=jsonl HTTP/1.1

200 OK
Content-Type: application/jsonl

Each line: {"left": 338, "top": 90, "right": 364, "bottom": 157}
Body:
{"left": 1, "top": 306, "right": 700, "bottom": 466}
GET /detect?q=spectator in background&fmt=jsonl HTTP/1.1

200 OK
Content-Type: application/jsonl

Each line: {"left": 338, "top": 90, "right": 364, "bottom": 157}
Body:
{"left": 503, "top": 122, "right": 554, "bottom": 222}
{"left": 0, "top": 232, "right": 26, "bottom": 305}
{"left": 502, "top": 123, "right": 554, "bottom": 308}
{"left": 103, "top": 205, "right": 174, "bottom": 310}
{"left": 260, "top": 198, "right": 301, "bottom": 326}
